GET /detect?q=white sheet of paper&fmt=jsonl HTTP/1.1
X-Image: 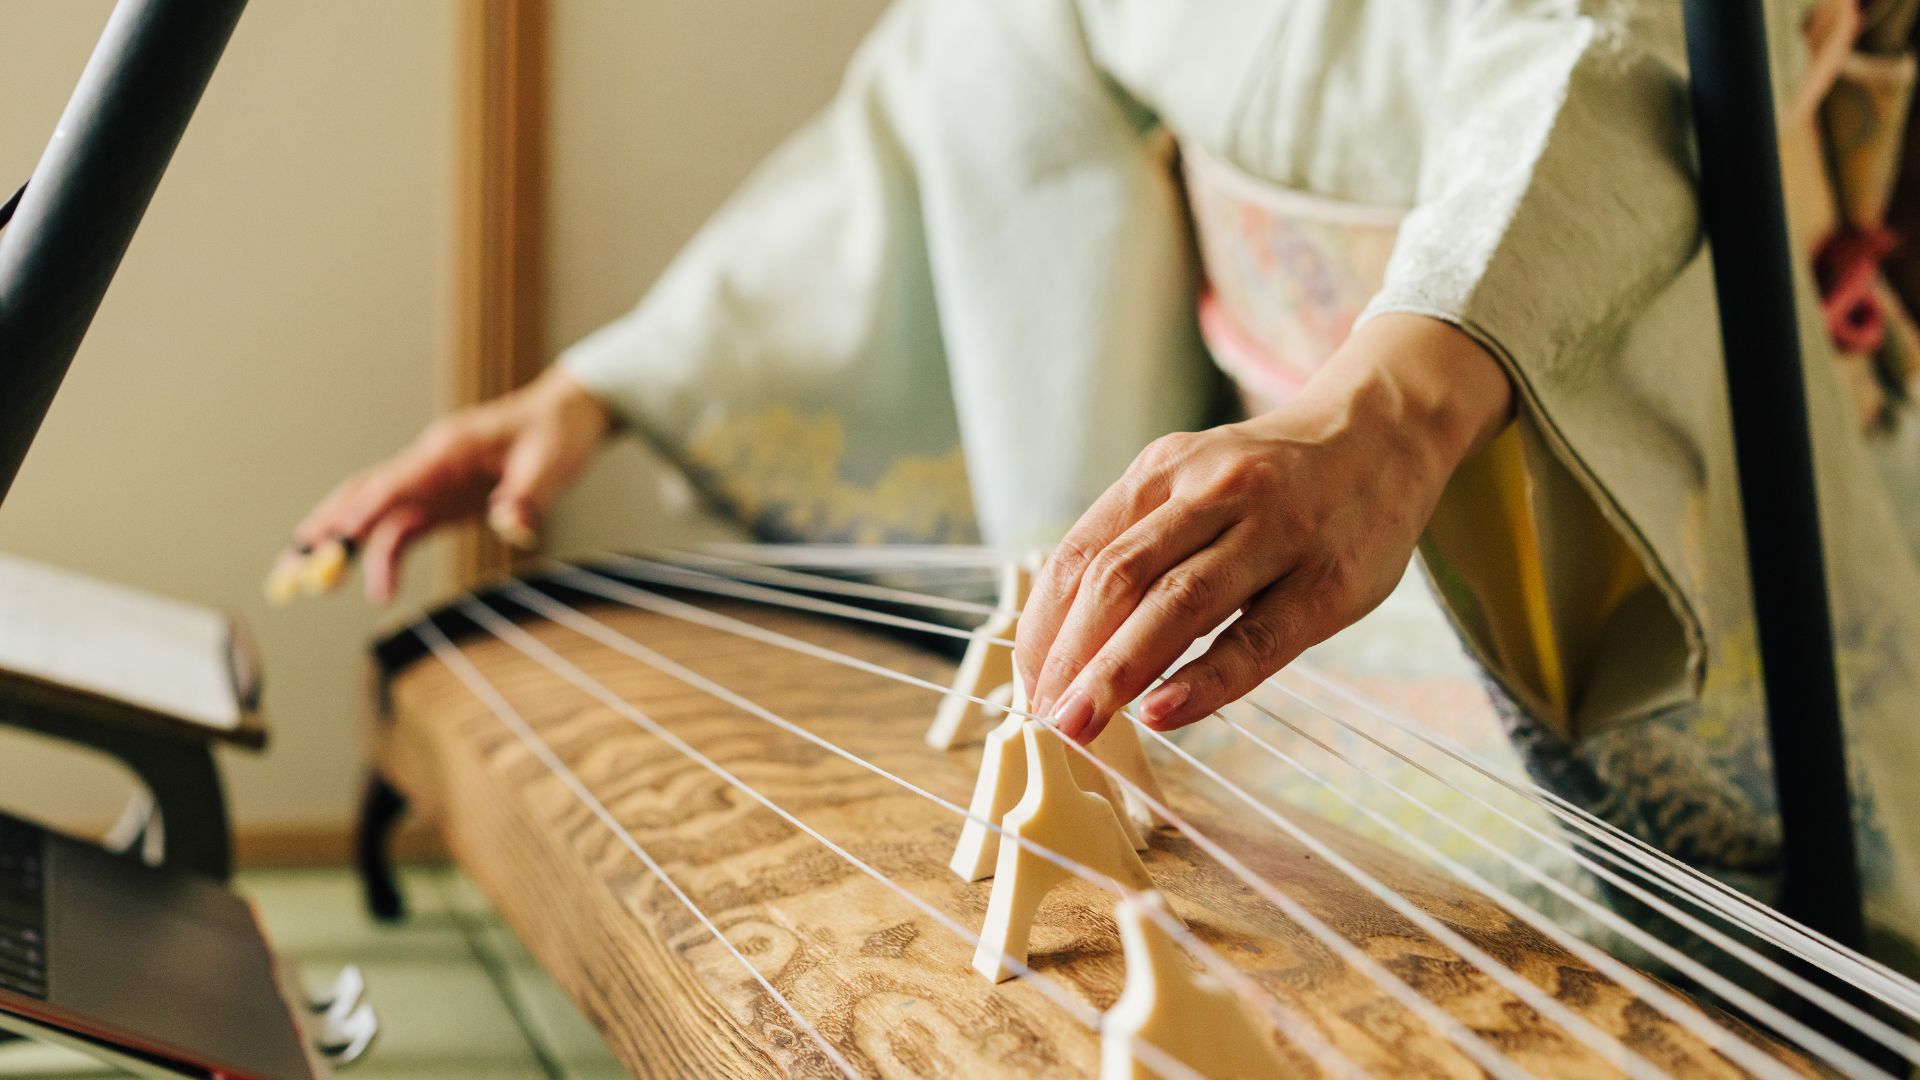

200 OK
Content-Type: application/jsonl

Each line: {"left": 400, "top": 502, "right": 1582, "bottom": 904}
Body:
{"left": 0, "top": 553, "right": 240, "bottom": 731}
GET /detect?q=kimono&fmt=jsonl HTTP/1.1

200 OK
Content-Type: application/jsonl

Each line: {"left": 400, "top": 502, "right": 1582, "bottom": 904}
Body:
{"left": 560, "top": 0, "right": 1920, "bottom": 972}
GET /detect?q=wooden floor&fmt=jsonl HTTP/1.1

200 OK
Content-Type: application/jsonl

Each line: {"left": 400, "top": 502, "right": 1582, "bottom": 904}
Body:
{"left": 379, "top": 597, "right": 1827, "bottom": 1079}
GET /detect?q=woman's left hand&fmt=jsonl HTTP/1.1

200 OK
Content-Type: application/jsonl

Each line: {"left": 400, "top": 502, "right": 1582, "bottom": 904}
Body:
{"left": 1015, "top": 313, "right": 1513, "bottom": 743}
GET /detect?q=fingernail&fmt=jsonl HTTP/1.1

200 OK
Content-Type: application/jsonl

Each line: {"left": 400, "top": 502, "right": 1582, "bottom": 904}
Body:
{"left": 1051, "top": 688, "right": 1094, "bottom": 740}
{"left": 1141, "top": 682, "right": 1190, "bottom": 729}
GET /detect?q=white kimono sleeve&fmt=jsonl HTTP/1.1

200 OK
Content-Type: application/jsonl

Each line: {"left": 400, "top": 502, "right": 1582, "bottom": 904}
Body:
{"left": 1362, "top": 2, "right": 1712, "bottom": 729}
{"left": 561, "top": 0, "right": 1217, "bottom": 548}
{"left": 1363, "top": 3, "right": 1700, "bottom": 381}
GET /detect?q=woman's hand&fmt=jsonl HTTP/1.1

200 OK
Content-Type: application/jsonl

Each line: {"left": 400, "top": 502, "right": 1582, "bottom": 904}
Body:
{"left": 265, "top": 369, "right": 613, "bottom": 603}
{"left": 1015, "top": 314, "right": 1512, "bottom": 743}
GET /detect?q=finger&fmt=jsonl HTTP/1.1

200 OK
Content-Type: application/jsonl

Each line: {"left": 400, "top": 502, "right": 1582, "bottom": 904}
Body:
{"left": 1138, "top": 577, "right": 1328, "bottom": 732}
{"left": 362, "top": 505, "right": 433, "bottom": 604}
{"left": 326, "top": 449, "right": 450, "bottom": 541}
{"left": 288, "top": 458, "right": 425, "bottom": 556}
{"left": 1030, "top": 498, "right": 1237, "bottom": 730}
{"left": 286, "top": 474, "right": 371, "bottom": 556}
{"left": 487, "top": 429, "right": 564, "bottom": 550}
{"left": 1048, "top": 524, "right": 1280, "bottom": 742}
{"left": 292, "top": 419, "right": 484, "bottom": 552}
{"left": 1015, "top": 446, "right": 1184, "bottom": 698}
{"left": 270, "top": 474, "right": 401, "bottom": 602}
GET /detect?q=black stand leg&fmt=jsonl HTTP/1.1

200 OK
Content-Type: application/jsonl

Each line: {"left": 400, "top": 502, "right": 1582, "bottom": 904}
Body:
{"left": 355, "top": 772, "right": 409, "bottom": 921}
{"left": 0, "top": 706, "right": 231, "bottom": 880}
{"left": 135, "top": 741, "right": 231, "bottom": 880}
{"left": 1681, "top": 0, "right": 1865, "bottom": 957}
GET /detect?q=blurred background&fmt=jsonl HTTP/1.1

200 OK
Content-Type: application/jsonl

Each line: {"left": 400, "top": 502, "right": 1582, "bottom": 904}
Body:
{"left": 0, "top": 0, "right": 885, "bottom": 861}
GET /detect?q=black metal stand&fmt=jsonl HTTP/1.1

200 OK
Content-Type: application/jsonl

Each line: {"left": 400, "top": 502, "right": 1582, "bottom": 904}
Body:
{"left": 0, "top": 0, "right": 249, "bottom": 502}
{"left": 1680, "top": 0, "right": 1865, "bottom": 952}
{"left": 0, "top": 703, "right": 233, "bottom": 880}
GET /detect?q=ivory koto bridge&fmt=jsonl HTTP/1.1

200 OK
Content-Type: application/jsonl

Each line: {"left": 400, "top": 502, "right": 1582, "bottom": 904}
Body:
{"left": 375, "top": 595, "right": 1823, "bottom": 1079}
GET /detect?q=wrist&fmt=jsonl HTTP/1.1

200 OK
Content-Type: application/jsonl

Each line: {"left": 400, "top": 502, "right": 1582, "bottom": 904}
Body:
{"left": 529, "top": 368, "right": 615, "bottom": 439}
{"left": 1309, "top": 313, "right": 1513, "bottom": 471}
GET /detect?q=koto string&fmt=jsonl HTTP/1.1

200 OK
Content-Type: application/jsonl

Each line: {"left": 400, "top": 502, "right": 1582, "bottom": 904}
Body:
{"left": 1207, "top": 703, "right": 1896, "bottom": 1078}
{"left": 1249, "top": 685, "right": 1920, "bottom": 1043}
{"left": 643, "top": 550, "right": 1004, "bottom": 618}
{"left": 1214, "top": 706, "right": 1817, "bottom": 1078}
{"left": 614, "top": 547, "right": 1741, "bottom": 967}
{"left": 668, "top": 538, "right": 1820, "bottom": 976}
{"left": 1275, "top": 667, "right": 1907, "bottom": 984}
{"left": 569, "top": 556, "right": 1915, "bottom": 1063}
{"left": 830, "top": 564, "right": 1001, "bottom": 589}
{"left": 455, "top": 597, "right": 1217, "bottom": 1080}
{"left": 1270, "top": 670, "right": 1920, "bottom": 1019}
{"left": 555, "top": 568, "right": 1536, "bottom": 1080}
{"left": 503, "top": 579, "right": 1362, "bottom": 1078}
{"left": 1027, "top": 695, "right": 1538, "bottom": 1080}
{"left": 695, "top": 542, "right": 1004, "bottom": 569}
{"left": 1229, "top": 699, "right": 1920, "bottom": 1067}
{"left": 413, "top": 618, "right": 864, "bottom": 1080}
{"left": 1128, "top": 717, "right": 1673, "bottom": 1080}
{"left": 1277, "top": 667, "right": 1898, "bottom": 966}
{"left": 637, "top": 544, "right": 1872, "bottom": 990}
{"left": 618, "top": 551, "right": 1920, "bottom": 1021}
{"left": 604, "top": 557, "right": 1015, "bottom": 648}
{"left": 597, "top": 558, "right": 1741, "bottom": 947}
{"left": 606, "top": 549, "right": 1820, "bottom": 991}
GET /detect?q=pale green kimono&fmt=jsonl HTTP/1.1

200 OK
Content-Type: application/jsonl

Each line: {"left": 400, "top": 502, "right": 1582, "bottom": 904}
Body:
{"left": 562, "top": 0, "right": 1920, "bottom": 969}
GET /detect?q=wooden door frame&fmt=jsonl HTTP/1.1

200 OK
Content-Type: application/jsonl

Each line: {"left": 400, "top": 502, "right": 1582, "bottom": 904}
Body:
{"left": 452, "top": 0, "right": 546, "bottom": 587}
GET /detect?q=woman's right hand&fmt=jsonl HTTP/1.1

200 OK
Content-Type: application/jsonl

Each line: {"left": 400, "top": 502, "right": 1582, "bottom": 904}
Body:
{"left": 265, "top": 369, "right": 614, "bottom": 604}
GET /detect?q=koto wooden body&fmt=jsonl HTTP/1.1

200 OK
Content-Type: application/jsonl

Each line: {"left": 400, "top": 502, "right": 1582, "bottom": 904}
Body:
{"left": 377, "top": 598, "right": 1823, "bottom": 1079}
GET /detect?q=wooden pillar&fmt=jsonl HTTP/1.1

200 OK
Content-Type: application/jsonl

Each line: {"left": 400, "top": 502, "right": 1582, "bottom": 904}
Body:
{"left": 452, "top": 0, "right": 546, "bottom": 587}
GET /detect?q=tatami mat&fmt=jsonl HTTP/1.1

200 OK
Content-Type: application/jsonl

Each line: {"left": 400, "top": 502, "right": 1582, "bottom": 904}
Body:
{"left": 0, "top": 865, "right": 622, "bottom": 1080}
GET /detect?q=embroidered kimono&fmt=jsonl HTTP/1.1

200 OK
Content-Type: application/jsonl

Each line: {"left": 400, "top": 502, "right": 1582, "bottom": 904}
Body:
{"left": 561, "top": 0, "right": 1920, "bottom": 971}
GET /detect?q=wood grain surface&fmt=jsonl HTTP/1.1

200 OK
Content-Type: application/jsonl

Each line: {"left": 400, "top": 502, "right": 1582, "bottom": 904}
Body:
{"left": 376, "top": 596, "right": 1826, "bottom": 1079}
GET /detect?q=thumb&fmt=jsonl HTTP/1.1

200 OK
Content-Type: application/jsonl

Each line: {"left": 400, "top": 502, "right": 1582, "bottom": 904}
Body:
{"left": 487, "top": 430, "right": 565, "bottom": 550}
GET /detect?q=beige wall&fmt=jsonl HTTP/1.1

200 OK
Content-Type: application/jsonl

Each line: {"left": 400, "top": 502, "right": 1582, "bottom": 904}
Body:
{"left": 0, "top": 1, "right": 457, "bottom": 834}
{"left": 542, "top": 0, "right": 888, "bottom": 556}
{"left": 0, "top": 0, "right": 884, "bottom": 844}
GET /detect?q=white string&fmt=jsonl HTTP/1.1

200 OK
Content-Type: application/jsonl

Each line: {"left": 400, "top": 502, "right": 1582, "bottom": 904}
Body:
{"left": 595, "top": 553, "right": 1920, "bottom": 1068}
{"left": 456, "top": 597, "right": 1232, "bottom": 1080}
{"left": 695, "top": 542, "right": 1005, "bottom": 569}
{"left": 831, "top": 564, "right": 999, "bottom": 588}
{"left": 627, "top": 545, "right": 1705, "bottom": 961}
{"left": 413, "top": 618, "right": 864, "bottom": 1080}
{"left": 1270, "top": 668, "right": 1920, "bottom": 1021}
{"left": 1129, "top": 716, "right": 1675, "bottom": 1080}
{"left": 655, "top": 552, "right": 1920, "bottom": 1029}
{"left": 550, "top": 567, "right": 1534, "bottom": 1080}
{"left": 500, "top": 579, "right": 1362, "bottom": 1079}
{"left": 595, "top": 558, "right": 1015, "bottom": 648}
{"left": 1278, "top": 669, "right": 1881, "bottom": 962}
{"left": 620, "top": 547, "right": 1706, "bottom": 957}
{"left": 1252, "top": 682, "right": 1920, "bottom": 1055}
{"left": 636, "top": 550, "right": 1004, "bottom": 618}
{"left": 572, "top": 557, "right": 1766, "bottom": 1060}
{"left": 1033, "top": 705, "right": 1538, "bottom": 1080}
{"left": 1214, "top": 701, "right": 1897, "bottom": 1078}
